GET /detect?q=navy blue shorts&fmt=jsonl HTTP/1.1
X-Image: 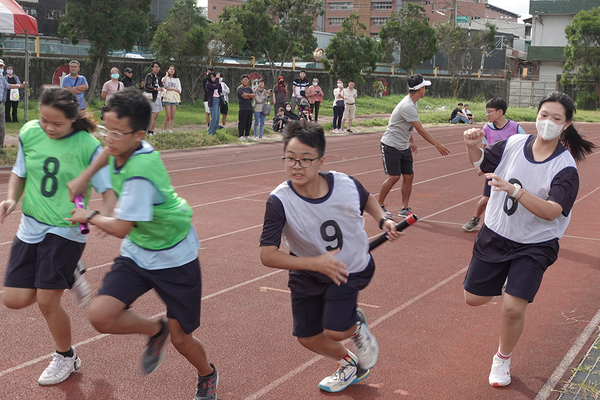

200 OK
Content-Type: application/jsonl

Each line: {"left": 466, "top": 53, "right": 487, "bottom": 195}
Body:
{"left": 4, "top": 234, "right": 85, "bottom": 290}
{"left": 98, "top": 256, "right": 202, "bottom": 334}
{"left": 381, "top": 143, "right": 414, "bottom": 176}
{"left": 463, "top": 255, "right": 548, "bottom": 303}
{"left": 483, "top": 178, "right": 491, "bottom": 197}
{"left": 290, "top": 261, "right": 374, "bottom": 338}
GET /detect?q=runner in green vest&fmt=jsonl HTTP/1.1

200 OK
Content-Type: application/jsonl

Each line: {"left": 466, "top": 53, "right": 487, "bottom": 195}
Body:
{"left": 66, "top": 88, "right": 218, "bottom": 400}
{"left": 1, "top": 86, "right": 115, "bottom": 385}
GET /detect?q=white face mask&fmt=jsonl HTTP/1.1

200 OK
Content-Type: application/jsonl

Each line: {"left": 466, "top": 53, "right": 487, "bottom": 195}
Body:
{"left": 337, "top": 83, "right": 343, "bottom": 88}
{"left": 536, "top": 118, "right": 565, "bottom": 140}
{"left": 313, "top": 82, "right": 317, "bottom": 86}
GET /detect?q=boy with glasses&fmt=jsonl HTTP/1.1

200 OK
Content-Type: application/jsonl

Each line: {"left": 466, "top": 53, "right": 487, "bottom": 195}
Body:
{"left": 462, "top": 97, "right": 526, "bottom": 232}
{"left": 260, "top": 120, "right": 401, "bottom": 393}
{"left": 66, "top": 89, "right": 218, "bottom": 400}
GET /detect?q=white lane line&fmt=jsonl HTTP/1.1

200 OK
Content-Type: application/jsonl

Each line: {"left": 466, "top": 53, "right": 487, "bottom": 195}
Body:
{"left": 534, "top": 309, "right": 600, "bottom": 400}
{"left": 245, "top": 265, "right": 470, "bottom": 400}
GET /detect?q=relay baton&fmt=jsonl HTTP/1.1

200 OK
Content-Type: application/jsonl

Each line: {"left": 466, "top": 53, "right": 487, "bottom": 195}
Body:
{"left": 369, "top": 213, "right": 418, "bottom": 251}
{"left": 74, "top": 195, "right": 89, "bottom": 235}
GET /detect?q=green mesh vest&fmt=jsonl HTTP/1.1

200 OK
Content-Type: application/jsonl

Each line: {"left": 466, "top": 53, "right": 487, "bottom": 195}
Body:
{"left": 110, "top": 149, "right": 192, "bottom": 250}
{"left": 20, "top": 121, "right": 99, "bottom": 227}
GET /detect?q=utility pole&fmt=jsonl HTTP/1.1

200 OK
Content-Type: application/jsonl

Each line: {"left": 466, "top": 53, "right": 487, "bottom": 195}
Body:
{"left": 451, "top": 0, "right": 457, "bottom": 25}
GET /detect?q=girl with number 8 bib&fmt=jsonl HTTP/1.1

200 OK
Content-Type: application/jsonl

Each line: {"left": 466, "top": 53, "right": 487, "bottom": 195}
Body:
{"left": 0, "top": 86, "right": 114, "bottom": 386}
{"left": 260, "top": 121, "right": 402, "bottom": 393}
{"left": 462, "top": 92, "right": 595, "bottom": 388}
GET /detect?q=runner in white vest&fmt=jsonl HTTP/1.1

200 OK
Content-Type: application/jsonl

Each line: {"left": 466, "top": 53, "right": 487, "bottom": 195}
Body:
{"left": 462, "top": 92, "right": 595, "bottom": 388}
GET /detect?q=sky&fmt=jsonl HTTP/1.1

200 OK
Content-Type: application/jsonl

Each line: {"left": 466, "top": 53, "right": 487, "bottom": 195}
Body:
{"left": 197, "top": 0, "right": 532, "bottom": 22}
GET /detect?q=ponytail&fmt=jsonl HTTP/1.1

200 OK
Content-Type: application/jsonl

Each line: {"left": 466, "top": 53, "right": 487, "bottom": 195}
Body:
{"left": 560, "top": 124, "right": 596, "bottom": 163}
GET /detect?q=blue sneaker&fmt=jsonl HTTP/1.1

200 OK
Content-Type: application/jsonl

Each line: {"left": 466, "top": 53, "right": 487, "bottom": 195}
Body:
{"left": 318, "top": 352, "right": 370, "bottom": 392}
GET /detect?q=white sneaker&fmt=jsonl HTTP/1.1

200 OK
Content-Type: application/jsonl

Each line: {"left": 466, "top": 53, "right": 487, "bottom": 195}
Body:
{"left": 352, "top": 308, "right": 380, "bottom": 369}
{"left": 71, "top": 260, "right": 91, "bottom": 308}
{"left": 38, "top": 348, "right": 81, "bottom": 385}
{"left": 318, "top": 352, "right": 370, "bottom": 393}
{"left": 489, "top": 354, "right": 511, "bottom": 387}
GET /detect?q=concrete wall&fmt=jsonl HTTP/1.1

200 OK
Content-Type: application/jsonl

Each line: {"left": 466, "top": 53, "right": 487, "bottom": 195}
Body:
{"left": 509, "top": 79, "right": 557, "bottom": 108}
{"left": 3, "top": 55, "right": 509, "bottom": 103}
{"left": 531, "top": 15, "right": 573, "bottom": 47}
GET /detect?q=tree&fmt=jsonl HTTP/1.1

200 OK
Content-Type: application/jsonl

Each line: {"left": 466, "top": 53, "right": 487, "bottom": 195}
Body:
{"left": 322, "top": 14, "right": 379, "bottom": 84}
{"left": 205, "top": 17, "right": 246, "bottom": 66}
{"left": 59, "top": 0, "right": 152, "bottom": 104}
{"left": 563, "top": 7, "right": 600, "bottom": 109}
{"left": 378, "top": 3, "right": 437, "bottom": 73}
{"left": 151, "top": 0, "right": 209, "bottom": 104}
{"left": 436, "top": 22, "right": 496, "bottom": 97}
{"left": 219, "top": 0, "right": 324, "bottom": 82}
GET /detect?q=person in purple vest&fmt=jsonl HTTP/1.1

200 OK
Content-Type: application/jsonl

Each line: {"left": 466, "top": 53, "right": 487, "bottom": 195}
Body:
{"left": 462, "top": 98, "right": 526, "bottom": 232}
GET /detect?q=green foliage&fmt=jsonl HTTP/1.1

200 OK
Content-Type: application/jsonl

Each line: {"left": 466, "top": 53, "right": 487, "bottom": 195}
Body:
{"left": 563, "top": 7, "right": 600, "bottom": 107}
{"left": 323, "top": 14, "right": 379, "bottom": 84}
{"left": 205, "top": 17, "right": 246, "bottom": 65}
{"left": 59, "top": 0, "right": 152, "bottom": 103}
{"left": 151, "top": 0, "right": 209, "bottom": 103}
{"left": 219, "top": 0, "right": 324, "bottom": 81}
{"left": 378, "top": 4, "right": 437, "bottom": 73}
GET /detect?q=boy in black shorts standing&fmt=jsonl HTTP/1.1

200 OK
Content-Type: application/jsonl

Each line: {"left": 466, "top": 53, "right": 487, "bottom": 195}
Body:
{"left": 260, "top": 121, "right": 401, "bottom": 393}
{"left": 67, "top": 89, "right": 217, "bottom": 400}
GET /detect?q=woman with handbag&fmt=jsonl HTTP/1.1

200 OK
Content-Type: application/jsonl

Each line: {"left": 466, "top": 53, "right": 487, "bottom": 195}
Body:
{"left": 143, "top": 60, "right": 165, "bottom": 135}
{"left": 100, "top": 67, "right": 123, "bottom": 120}
{"left": 332, "top": 79, "right": 345, "bottom": 133}
{"left": 253, "top": 79, "right": 271, "bottom": 140}
{"left": 4, "top": 65, "right": 22, "bottom": 123}
{"left": 162, "top": 65, "right": 182, "bottom": 133}
{"left": 205, "top": 71, "right": 222, "bottom": 135}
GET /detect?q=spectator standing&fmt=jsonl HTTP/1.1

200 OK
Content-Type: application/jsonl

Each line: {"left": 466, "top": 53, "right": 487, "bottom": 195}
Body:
{"left": 202, "top": 67, "right": 213, "bottom": 127}
{"left": 143, "top": 60, "right": 165, "bottom": 135}
{"left": 449, "top": 102, "right": 472, "bottom": 124}
{"left": 0, "top": 59, "right": 27, "bottom": 155}
{"left": 4, "top": 65, "right": 22, "bottom": 123}
{"left": 272, "top": 76, "right": 289, "bottom": 115}
{"left": 217, "top": 73, "right": 230, "bottom": 128}
{"left": 378, "top": 74, "right": 450, "bottom": 218}
{"left": 162, "top": 65, "right": 182, "bottom": 134}
{"left": 101, "top": 67, "right": 123, "bottom": 102}
{"left": 306, "top": 78, "right": 323, "bottom": 122}
{"left": 205, "top": 71, "right": 222, "bottom": 135}
{"left": 61, "top": 60, "right": 89, "bottom": 110}
{"left": 291, "top": 70, "right": 309, "bottom": 113}
{"left": 341, "top": 81, "right": 357, "bottom": 132}
{"left": 121, "top": 67, "right": 135, "bottom": 88}
{"left": 332, "top": 79, "right": 345, "bottom": 133}
{"left": 253, "top": 79, "right": 271, "bottom": 140}
{"left": 237, "top": 74, "right": 254, "bottom": 141}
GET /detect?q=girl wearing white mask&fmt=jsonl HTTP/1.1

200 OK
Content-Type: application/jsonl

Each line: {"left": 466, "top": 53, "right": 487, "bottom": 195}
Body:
{"left": 462, "top": 91, "right": 595, "bottom": 388}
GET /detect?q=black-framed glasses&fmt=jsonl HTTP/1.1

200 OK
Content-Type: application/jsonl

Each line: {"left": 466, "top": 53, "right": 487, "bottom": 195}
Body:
{"left": 282, "top": 156, "right": 320, "bottom": 168}
{"left": 97, "top": 125, "right": 136, "bottom": 141}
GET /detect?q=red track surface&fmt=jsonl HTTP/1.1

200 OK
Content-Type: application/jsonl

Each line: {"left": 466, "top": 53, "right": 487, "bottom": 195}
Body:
{"left": 1, "top": 123, "right": 599, "bottom": 400}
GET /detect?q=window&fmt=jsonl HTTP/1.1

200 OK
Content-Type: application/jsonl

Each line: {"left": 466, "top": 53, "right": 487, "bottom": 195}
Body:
{"left": 370, "top": 33, "right": 379, "bottom": 38}
{"left": 371, "top": 17, "right": 388, "bottom": 26}
{"left": 328, "top": 18, "right": 344, "bottom": 26}
{"left": 372, "top": 2, "right": 392, "bottom": 10}
{"left": 329, "top": 2, "right": 353, "bottom": 10}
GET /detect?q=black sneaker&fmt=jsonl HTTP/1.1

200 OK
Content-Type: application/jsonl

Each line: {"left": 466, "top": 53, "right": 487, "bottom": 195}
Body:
{"left": 194, "top": 363, "right": 218, "bottom": 400}
{"left": 141, "top": 319, "right": 170, "bottom": 374}
{"left": 347, "top": 129, "right": 353, "bottom": 133}
{"left": 462, "top": 217, "right": 480, "bottom": 232}
{"left": 381, "top": 205, "right": 392, "bottom": 218}
{"left": 398, "top": 207, "right": 416, "bottom": 219}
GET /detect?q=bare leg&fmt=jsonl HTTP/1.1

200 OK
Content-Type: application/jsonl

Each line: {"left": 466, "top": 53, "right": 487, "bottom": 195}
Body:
{"left": 464, "top": 289, "right": 494, "bottom": 306}
{"left": 378, "top": 175, "right": 400, "bottom": 206}
{"left": 149, "top": 112, "right": 159, "bottom": 132}
{"left": 297, "top": 325, "right": 355, "bottom": 361}
{"left": 498, "top": 294, "right": 528, "bottom": 355}
{"left": 37, "top": 289, "right": 72, "bottom": 352}
{"left": 169, "top": 106, "right": 177, "bottom": 131}
{"left": 347, "top": 119, "right": 353, "bottom": 129}
{"left": 205, "top": 112, "right": 210, "bottom": 126}
{"left": 474, "top": 196, "right": 489, "bottom": 220}
{"left": 89, "top": 295, "right": 160, "bottom": 337}
{"left": 168, "top": 318, "right": 213, "bottom": 376}
{"left": 163, "top": 106, "right": 172, "bottom": 131}
{"left": 221, "top": 113, "right": 227, "bottom": 126}
{"left": 400, "top": 173, "right": 414, "bottom": 209}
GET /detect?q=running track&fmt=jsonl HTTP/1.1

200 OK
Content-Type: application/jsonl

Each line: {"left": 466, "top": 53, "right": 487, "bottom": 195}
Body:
{"left": 1, "top": 123, "right": 599, "bottom": 400}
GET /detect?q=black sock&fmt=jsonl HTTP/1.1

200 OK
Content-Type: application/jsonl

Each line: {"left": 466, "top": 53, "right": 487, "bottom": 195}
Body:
{"left": 57, "top": 348, "right": 74, "bottom": 358}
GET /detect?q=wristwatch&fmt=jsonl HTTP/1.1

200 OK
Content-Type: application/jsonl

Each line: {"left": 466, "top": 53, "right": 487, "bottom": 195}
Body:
{"left": 86, "top": 210, "right": 100, "bottom": 221}
{"left": 379, "top": 215, "right": 393, "bottom": 230}
{"left": 511, "top": 183, "right": 521, "bottom": 198}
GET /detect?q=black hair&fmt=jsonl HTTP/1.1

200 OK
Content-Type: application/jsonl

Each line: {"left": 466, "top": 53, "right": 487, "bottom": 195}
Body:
{"left": 240, "top": 74, "right": 249, "bottom": 80}
{"left": 283, "top": 120, "right": 326, "bottom": 158}
{"left": 457, "top": 102, "right": 463, "bottom": 106}
{"left": 39, "top": 86, "right": 95, "bottom": 133}
{"left": 103, "top": 88, "right": 152, "bottom": 133}
{"left": 485, "top": 97, "right": 507, "bottom": 115}
{"left": 168, "top": 65, "right": 178, "bottom": 78}
{"left": 407, "top": 74, "right": 424, "bottom": 94}
{"left": 151, "top": 60, "right": 161, "bottom": 68}
{"left": 208, "top": 71, "right": 216, "bottom": 79}
{"left": 348, "top": 80, "right": 354, "bottom": 84}
{"left": 538, "top": 91, "right": 596, "bottom": 162}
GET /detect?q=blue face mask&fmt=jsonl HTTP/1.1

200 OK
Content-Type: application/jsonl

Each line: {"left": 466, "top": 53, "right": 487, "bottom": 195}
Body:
{"left": 111, "top": 73, "right": 119, "bottom": 80}
{"left": 0, "top": 69, "right": 4, "bottom": 74}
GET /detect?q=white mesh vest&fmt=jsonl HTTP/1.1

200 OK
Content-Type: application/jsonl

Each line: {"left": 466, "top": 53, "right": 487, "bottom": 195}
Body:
{"left": 271, "top": 172, "right": 370, "bottom": 274}
{"left": 485, "top": 135, "right": 576, "bottom": 243}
